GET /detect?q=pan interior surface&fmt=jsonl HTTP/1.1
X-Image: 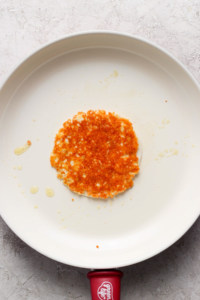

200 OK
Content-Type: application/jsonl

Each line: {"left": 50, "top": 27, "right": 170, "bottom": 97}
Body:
{"left": 0, "top": 33, "right": 200, "bottom": 268}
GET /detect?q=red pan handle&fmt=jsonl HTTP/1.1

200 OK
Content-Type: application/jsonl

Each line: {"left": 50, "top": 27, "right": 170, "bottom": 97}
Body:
{"left": 87, "top": 270, "right": 123, "bottom": 300}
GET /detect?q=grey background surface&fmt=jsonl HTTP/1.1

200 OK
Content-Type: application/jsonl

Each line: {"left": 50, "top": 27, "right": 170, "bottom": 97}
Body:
{"left": 0, "top": 1, "right": 200, "bottom": 299}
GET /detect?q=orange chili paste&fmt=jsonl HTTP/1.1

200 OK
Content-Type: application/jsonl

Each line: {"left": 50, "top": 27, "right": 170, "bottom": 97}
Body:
{"left": 50, "top": 110, "right": 139, "bottom": 199}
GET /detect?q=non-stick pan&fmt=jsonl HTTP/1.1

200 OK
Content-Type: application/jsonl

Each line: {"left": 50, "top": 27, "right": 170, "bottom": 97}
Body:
{"left": 0, "top": 32, "right": 200, "bottom": 299}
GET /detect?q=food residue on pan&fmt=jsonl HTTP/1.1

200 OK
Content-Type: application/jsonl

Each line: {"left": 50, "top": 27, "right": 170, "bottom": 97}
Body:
{"left": 162, "top": 118, "right": 170, "bottom": 125}
{"left": 111, "top": 70, "right": 118, "bottom": 78}
{"left": 50, "top": 110, "right": 139, "bottom": 199}
{"left": 14, "top": 140, "right": 32, "bottom": 155}
{"left": 45, "top": 187, "right": 54, "bottom": 197}
{"left": 30, "top": 186, "right": 39, "bottom": 194}
{"left": 155, "top": 148, "right": 179, "bottom": 160}
{"left": 158, "top": 118, "right": 170, "bottom": 129}
{"left": 13, "top": 165, "right": 22, "bottom": 170}
{"left": 99, "top": 70, "right": 119, "bottom": 85}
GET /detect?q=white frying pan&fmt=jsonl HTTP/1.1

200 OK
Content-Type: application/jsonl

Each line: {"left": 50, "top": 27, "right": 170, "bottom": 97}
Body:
{"left": 0, "top": 32, "right": 200, "bottom": 299}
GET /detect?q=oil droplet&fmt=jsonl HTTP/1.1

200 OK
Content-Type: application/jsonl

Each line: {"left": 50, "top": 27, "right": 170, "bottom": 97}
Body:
{"left": 30, "top": 186, "right": 39, "bottom": 194}
{"left": 45, "top": 187, "right": 54, "bottom": 197}
{"left": 14, "top": 141, "right": 31, "bottom": 155}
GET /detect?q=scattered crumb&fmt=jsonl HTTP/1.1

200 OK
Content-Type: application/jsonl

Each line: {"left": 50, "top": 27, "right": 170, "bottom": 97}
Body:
{"left": 162, "top": 118, "right": 170, "bottom": 125}
{"left": 97, "top": 205, "right": 101, "bottom": 210}
{"left": 36, "top": 138, "right": 40, "bottom": 142}
{"left": 30, "top": 186, "right": 39, "bottom": 194}
{"left": 14, "top": 141, "right": 31, "bottom": 155}
{"left": 72, "top": 198, "right": 75, "bottom": 202}
{"left": 57, "top": 210, "right": 61, "bottom": 214}
{"left": 158, "top": 118, "right": 170, "bottom": 130}
{"left": 96, "top": 245, "right": 99, "bottom": 249}
{"left": 156, "top": 148, "right": 179, "bottom": 160}
{"left": 34, "top": 205, "right": 38, "bottom": 209}
{"left": 112, "top": 70, "right": 118, "bottom": 78}
{"left": 45, "top": 187, "right": 54, "bottom": 197}
{"left": 174, "top": 141, "right": 179, "bottom": 145}
{"left": 164, "top": 100, "right": 168, "bottom": 103}
{"left": 192, "top": 144, "right": 196, "bottom": 148}
{"left": 63, "top": 226, "right": 67, "bottom": 229}
{"left": 32, "top": 119, "right": 36, "bottom": 122}
{"left": 170, "top": 149, "right": 179, "bottom": 156}
{"left": 61, "top": 218, "right": 65, "bottom": 222}
{"left": 12, "top": 165, "right": 22, "bottom": 171}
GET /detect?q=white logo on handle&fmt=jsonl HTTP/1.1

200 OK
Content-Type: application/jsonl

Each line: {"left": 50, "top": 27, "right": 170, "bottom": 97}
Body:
{"left": 97, "top": 281, "right": 113, "bottom": 300}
